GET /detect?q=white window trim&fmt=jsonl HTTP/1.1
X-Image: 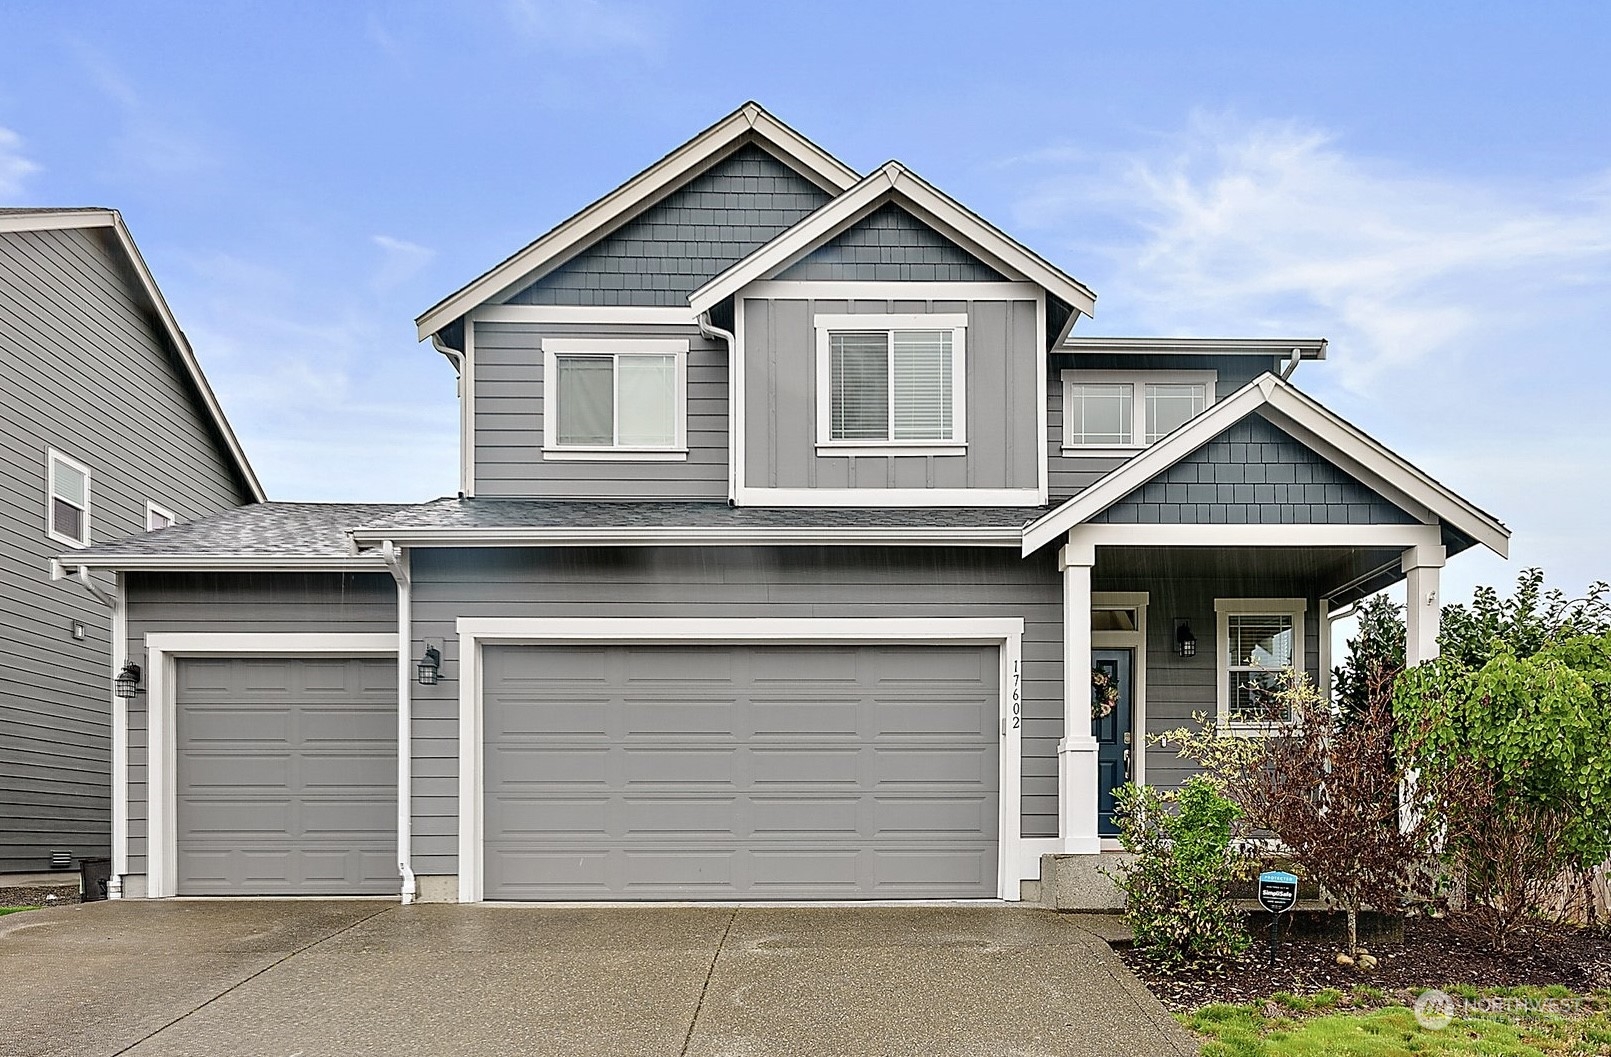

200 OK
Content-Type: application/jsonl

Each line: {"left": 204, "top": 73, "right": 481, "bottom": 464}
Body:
{"left": 455, "top": 616, "right": 1026, "bottom": 903}
{"left": 46, "top": 448, "right": 92, "bottom": 549}
{"left": 814, "top": 313, "right": 968, "bottom": 450}
{"left": 540, "top": 337, "right": 689, "bottom": 459}
{"left": 1060, "top": 369, "right": 1217, "bottom": 454}
{"left": 1214, "top": 598, "right": 1306, "bottom": 734}
{"left": 145, "top": 502, "right": 177, "bottom": 532}
{"left": 139, "top": 632, "right": 400, "bottom": 899}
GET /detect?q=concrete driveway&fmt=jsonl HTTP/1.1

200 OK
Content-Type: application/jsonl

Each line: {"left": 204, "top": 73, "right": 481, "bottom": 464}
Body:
{"left": 0, "top": 901, "right": 1196, "bottom": 1057}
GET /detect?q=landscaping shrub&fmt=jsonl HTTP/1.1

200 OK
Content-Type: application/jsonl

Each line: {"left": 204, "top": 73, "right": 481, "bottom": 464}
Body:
{"left": 1109, "top": 776, "right": 1251, "bottom": 970}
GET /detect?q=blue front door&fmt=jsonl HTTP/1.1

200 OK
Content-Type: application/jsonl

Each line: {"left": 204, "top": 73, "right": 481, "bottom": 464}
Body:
{"left": 1093, "top": 648, "right": 1133, "bottom": 837}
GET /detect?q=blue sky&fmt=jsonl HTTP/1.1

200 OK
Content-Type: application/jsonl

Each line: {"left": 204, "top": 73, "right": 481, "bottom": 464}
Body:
{"left": 2, "top": 1, "right": 1608, "bottom": 603}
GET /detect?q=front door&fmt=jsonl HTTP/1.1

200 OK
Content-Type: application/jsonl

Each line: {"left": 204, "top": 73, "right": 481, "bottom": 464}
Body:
{"left": 1092, "top": 648, "right": 1133, "bottom": 837}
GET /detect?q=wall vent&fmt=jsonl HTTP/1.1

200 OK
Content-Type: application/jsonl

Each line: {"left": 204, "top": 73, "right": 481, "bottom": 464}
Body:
{"left": 49, "top": 850, "right": 73, "bottom": 870}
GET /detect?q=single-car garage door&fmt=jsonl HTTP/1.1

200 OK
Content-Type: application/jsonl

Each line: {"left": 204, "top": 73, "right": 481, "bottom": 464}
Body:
{"left": 175, "top": 656, "right": 396, "bottom": 895}
{"left": 482, "top": 642, "right": 999, "bottom": 900}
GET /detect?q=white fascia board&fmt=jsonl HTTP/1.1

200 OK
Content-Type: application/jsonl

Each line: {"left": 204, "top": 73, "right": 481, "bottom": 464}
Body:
{"left": 1063, "top": 336, "right": 1328, "bottom": 359}
{"left": 6, "top": 210, "right": 266, "bottom": 502}
{"left": 415, "top": 103, "right": 860, "bottom": 340}
{"left": 457, "top": 615, "right": 1024, "bottom": 643}
{"left": 734, "top": 486, "right": 1044, "bottom": 507}
{"left": 60, "top": 554, "right": 391, "bottom": 572}
{"left": 1022, "top": 374, "right": 1510, "bottom": 557}
{"left": 1070, "top": 523, "right": 1444, "bottom": 550}
{"left": 345, "top": 526, "right": 1025, "bottom": 548}
{"left": 688, "top": 162, "right": 1097, "bottom": 318}
{"left": 470, "top": 305, "right": 696, "bottom": 325}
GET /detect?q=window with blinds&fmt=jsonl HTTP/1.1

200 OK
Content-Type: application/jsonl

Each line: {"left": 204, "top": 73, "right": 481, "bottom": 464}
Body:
{"left": 47, "top": 449, "right": 90, "bottom": 548}
{"left": 827, "top": 327, "right": 957, "bottom": 443}
{"left": 1223, "top": 609, "right": 1299, "bottom": 724}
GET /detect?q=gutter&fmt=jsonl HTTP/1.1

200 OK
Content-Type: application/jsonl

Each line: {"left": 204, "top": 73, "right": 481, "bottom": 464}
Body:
{"left": 378, "top": 541, "right": 416, "bottom": 904}
{"left": 345, "top": 526, "right": 1028, "bottom": 549}
{"left": 697, "top": 311, "right": 738, "bottom": 504}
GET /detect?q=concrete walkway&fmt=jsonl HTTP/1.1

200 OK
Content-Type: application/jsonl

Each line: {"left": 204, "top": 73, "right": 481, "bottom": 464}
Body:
{"left": 0, "top": 901, "right": 1196, "bottom": 1057}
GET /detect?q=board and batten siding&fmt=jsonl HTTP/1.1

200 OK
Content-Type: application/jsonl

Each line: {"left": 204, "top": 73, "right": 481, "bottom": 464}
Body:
{"left": 0, "top": 225, "right": 250, "bottom": 873}
{"left": 740, "top": 297, "right": 1041, "bottom": 494}
{"left": 120, "top": 572, "right": 398, "bottom": 877}
{"left": 471, "top": 321, "right": 729, "bottom": 499}
{"left": 405, "top": 545, "right": 1068, "bottom": 877}
{"left": 1048, "top": 355, "right": 1276, "bottom": 502}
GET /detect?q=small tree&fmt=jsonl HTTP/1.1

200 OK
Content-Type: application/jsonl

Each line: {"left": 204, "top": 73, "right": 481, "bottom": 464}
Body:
{"left": 1107, "top": 777, "right": 1251, "bottom": 970}
{"left": 1160, "top": 674, "right": 1430, "bottom": 954}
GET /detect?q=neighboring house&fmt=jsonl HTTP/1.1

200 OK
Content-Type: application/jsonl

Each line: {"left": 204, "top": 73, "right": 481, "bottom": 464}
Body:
{"left": 1, "top": 207, "right": 262, "bottom": 883}
{"left": 62, "top": 104, "right": 1507, "bottom": 904}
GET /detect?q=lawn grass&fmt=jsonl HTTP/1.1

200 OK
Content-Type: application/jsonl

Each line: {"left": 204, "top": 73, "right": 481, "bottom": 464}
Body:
{"left": 1185, "top": 986, "right": 1611, "bottom": 1056}
{"left": 0, "top": 906, "right": 38, "bottom": 916}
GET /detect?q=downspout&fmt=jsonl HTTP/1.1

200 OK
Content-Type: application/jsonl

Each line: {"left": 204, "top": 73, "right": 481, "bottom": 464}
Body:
{"left": 1279, "top": 346, "right": 1303, "bottom": 380}
{"left": 431, "top": 333, "right": 471, "bottom": 498}
{"left": 51, "top": 562, "right": 126, "bottom": 897}
{"left": 379, "top": 540, "right": 416, "bottom": 904}
{"left": 697, "top": 311, "right": 738, "bottom": 504}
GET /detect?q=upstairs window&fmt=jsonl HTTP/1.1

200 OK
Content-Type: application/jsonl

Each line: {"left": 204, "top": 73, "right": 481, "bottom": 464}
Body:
{"left": 542, "top": 339, "right": 688, "bottom": 458}
{"left": 47, "top": 449, "right": 91, "bottom": 548}
{"left": 1215, "top": 598, "right": 1306, "bottom": 728}
{"left": 146, "top": 502, "right": 177, "bottom": 531}
{"left": 815, "top": 313, "right": 967, "bottom": 449}
{"left": 1062, "top": 370, "right": 1216, "bottom": 451}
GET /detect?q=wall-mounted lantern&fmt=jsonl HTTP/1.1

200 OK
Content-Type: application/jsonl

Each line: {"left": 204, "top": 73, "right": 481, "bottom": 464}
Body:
{"left": 114, "top": 662, "right": 142, "bottom": 698}
{"left": 417, "top": 645, "right": 442, "bottom": 686}
{"left": 1174, "top": 620, "right": 1197, "bottom": 658}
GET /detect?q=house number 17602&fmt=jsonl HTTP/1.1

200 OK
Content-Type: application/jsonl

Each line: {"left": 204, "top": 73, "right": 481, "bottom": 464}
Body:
{"left": 1011, "top": 659, "right": 1021, "bottom": 729}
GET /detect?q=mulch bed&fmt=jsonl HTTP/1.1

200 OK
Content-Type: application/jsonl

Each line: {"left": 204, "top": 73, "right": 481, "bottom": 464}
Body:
{"left": 1122, "top": 915, "right": 1611, "bottom": 1013}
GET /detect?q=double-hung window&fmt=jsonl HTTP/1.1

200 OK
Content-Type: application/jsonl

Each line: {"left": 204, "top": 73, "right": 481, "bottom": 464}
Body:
{"left": 542, "top": 339, "right": 688, "bottom": 458}
{"left": 47, "top": 449, "right": 91, "bottom": 548}
{"left": 815, "top": 314, "right": 967, "bottom": 450}
{"left": 1062, "top": 371, "right": 1216, "bottom": 451}
{"left": 1215, "top": 598, "right": 1306, "bottom": 728}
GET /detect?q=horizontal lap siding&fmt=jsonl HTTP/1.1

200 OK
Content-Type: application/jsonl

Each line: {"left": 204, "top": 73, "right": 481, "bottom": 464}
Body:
{"left": 121, "top": 572, "right": 397, "bottom": 876}
{"left": 742, "top": 298, "right": 1040, "bottom": 494}
{"left": 472, "top": 322, "right": 727, "bottom": 499}
{"left": 0, "top": 226, "right": 248, "bottom": 871}
{"left": 407, "top": 545, "right": 1066, "bottom": 876}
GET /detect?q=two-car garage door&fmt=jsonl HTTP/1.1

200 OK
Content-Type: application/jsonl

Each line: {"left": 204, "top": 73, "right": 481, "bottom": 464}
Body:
{"left": 481, "top": 642, "right": 1000, "bottom": 900}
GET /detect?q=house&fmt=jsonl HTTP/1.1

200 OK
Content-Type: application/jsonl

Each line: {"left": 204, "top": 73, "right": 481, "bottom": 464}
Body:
{"left": 0, "top": 208, "right": 262, "bottom": 887}
{"left": 59, "top": 104, "right": 1507, "bottom": 904}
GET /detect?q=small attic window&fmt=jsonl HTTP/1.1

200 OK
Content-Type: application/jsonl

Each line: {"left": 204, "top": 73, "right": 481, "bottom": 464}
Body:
{"left": 1062, "top": 370, "right": 1217, "bottom": 452}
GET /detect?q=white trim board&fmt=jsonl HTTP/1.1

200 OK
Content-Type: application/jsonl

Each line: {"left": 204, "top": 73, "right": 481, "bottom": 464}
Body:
{"left": 740, "top": 281, "right": 1040, "bottom": 302}
{"left": 733, "top": 486, "right": 1044, "bottom": 508}
{"left": 416, "top": 102, "right": 860, "bottom": 339}
{"left": 471, "top": 305, "right": 695, "bottom": 325}
{"left": 689, "top": 162, "right": 1096, "bottom": 318}
{"left": 1023, "top": 373, "right": 1510, "bottom": 557}
{"left": 139, "top": 632, "right": 399, "bottom": 899}
{"left": 347, "top": 526, "right": 1026, "bottom": 548}
{"left": 454, "top": 616, "right": 1027, "bottom": 904}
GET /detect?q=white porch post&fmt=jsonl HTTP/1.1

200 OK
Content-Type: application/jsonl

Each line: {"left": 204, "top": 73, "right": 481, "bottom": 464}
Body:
{"left": 1400, "top": 543, "right": 1445, "bottom": 831}
{"left": 1059, "top": 535, "right": 1101, "bottom": 855}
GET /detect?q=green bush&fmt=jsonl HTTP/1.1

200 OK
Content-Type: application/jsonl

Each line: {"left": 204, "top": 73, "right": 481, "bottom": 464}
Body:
{"left": 1108, "top": 776, "right": 1251, "bottom": 969}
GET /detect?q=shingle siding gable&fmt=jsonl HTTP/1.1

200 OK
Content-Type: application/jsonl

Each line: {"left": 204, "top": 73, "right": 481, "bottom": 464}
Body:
{"left": 505, "top": 144, "right": 833, "bottom": 307}
{"left": 776, "top": 203, "right": 1005, "bottom": 282}
{"left": 1092, "top": 414, "right": 1421, "bottom": 526}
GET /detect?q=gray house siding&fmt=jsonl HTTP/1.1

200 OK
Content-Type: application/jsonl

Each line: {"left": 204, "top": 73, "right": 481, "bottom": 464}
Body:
{"left": 472, "top": 322, "right": 728, "bottom": 500}
{"left": 504, "top": 144, "right": 832, "bottom": 308}
{"left": 0, "top": 225, "right": 250, "bottom": 873}
{"left": 121, "top": 572, "right": 397, "bottom": 877}
{"left": 1092, "top": 415, "right": 1421, "bottom": 525}
{"left": 776, "top": 204, "right": 1005, "bottom": 282}
{"left": 406, "top": 545, "right": 1067, "bottom": 876}
{"left": 1048, "top": 355, "right": 1273, "bottom": 502}
{"left": 740, "top": 297, "right": 1041, "bottom": 494}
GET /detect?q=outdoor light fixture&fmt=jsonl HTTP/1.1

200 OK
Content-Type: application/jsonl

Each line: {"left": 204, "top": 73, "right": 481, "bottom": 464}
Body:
{"left": 417, "top": 645, "right": 441, "bottom": 686}
{"left": 1174, "top": 620, "right": 1197, "bottom": 658}
{"left": 114, "top": 662, "right": 142, "bottom": 698}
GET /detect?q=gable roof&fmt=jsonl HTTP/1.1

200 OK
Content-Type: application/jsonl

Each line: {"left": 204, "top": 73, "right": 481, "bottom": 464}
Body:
{"left": 0, "top": 208, "right": 267, "bottom": 502}
{"left": 415, "top": 102, "right": 861, "bottom": 339}
{"left": 1021, "top": 373, "right": 1509, "bottom": 557}
{"left": 688, "top": 160, "right": 1098, "bottom": 321}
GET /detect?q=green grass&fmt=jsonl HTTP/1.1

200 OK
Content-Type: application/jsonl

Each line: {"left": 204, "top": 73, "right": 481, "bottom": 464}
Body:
{"left": 1184, "top": 987, "right": 1611, "bottom": 1056}
{"left": 0, "top": 906, "right": 38, "bottom": 916}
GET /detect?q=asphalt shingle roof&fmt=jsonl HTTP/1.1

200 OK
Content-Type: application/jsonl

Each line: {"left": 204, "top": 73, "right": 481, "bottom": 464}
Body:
{"left": 70, "top": 502, "right": 413, "bottom": 560}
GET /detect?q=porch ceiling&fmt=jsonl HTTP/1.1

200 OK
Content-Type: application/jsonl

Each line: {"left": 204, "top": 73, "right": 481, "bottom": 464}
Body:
{"left": 1089, "top": 545, "right": 1408, "bottom": 606}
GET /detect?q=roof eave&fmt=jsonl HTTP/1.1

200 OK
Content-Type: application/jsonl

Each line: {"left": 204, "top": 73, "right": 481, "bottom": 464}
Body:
{"left": 1062, "top": 336, "right": 1328, "bottom": 359}
{"left": 346, "top": 525, "right": 1026, "bottom": 549}
{"left": 54, "top": 554, "right": 388, "bottom": 572}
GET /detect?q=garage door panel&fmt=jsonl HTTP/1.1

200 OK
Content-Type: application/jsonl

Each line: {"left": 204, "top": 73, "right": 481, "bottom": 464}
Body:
{"left": 176, "top": 656, "right": 396, "bottom": 896}
{"left": 482, "top": 643, "right": 999, "bottom": 900}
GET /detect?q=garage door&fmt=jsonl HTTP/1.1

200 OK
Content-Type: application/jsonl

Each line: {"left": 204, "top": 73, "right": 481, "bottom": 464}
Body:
{"left": 175, "top": 657, "right": 396, "bottom": 895}
{"left": 482, "top": 643, "right": 999, "bottom": 900}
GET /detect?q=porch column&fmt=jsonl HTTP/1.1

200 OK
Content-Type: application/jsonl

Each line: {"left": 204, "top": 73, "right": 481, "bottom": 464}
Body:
{"left": 1402, "top": 544, "right": 1445, "bottom": 666}
{"left": 1400, "top": 543, "right": 1445, "bottom": 831}
{"left": 1059, "top": 536, "right": 1101, "bottom": 855}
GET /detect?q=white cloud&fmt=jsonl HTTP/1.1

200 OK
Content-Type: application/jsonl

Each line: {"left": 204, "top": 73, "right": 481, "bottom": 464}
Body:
{"left": 370, "top": 234, "right": 435, "bottom": 293}
{"left": 0, "top": 126, "right": 41, "bottom": 200}
{"left": 502, "top": 0, "right": 663, "bottom": 52}
{"left": 1010, "top": 113, "right": 1611, "bottom": 598}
